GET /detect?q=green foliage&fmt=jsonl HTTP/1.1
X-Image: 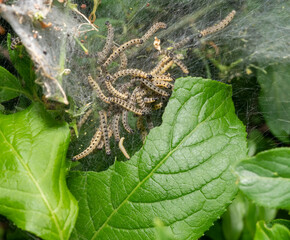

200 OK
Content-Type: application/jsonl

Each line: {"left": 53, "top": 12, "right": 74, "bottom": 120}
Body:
{"left": 67, "top": 77, "right": 247, "bottom": 240}
{"left": 258, "top": 64, "right": 290, "bottom": 143}
{"left": 0, "top": 66, "right": 23, "bottom": 102}
{"left": 7, "top": 34, "right": 36, "bottom": 97}
{"left": 222, "top": 193, "right": 277, "bottom": 240}
{"left": 0, "top": 0, "right": 289, "bottom": 239}
{"left": 236, "top": 148, "right": 290, "bottom": 210}
{"left": 0, "top": 104, "right": 78, "bottom": 240}
{"left": 254, "top": 221, "right": 290, "bottom": 240}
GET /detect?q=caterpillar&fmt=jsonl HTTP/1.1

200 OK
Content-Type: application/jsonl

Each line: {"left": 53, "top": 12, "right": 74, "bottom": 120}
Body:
{"left": 153, "top": 80, "right": 173, "bottom": 89}
{"left": 151, "top": 74, "right": 174, "bottom": 82}
{"left": 173, "top": 58, "right": 189, "bottom": 74}
{"left": 135, "top": 91, "right": 146, "bottom": 109}
{"left": 136, "top": 78, "right": 170, "bottom": 97}
{"left": 112, "top": 113, "right": 121, "bottom": 142}
{"left": 112, "top": 69, "right": 150, "bottom": 83}
{"left": 77, "top": 108, "right": 93, "bottom": 129}
{"left": 118, "top": 82, "right": 132, "bottom": 93}
{"left": 129, "top": 86, "right": 147, "bottom": 104}
{"left": 72, "top": 129, "right": 102, "bottom": 161}
{"left": 88, "top": 75, "right": 110, "bottom": 103}
{"left": 119, "top": 52, "right": 128, "bottom": 70}
{"left": 137, "top": 116, "right": 145, "bottom": 131}
{"left": 105, "top": 78, "right": 129, "bottom": 100}
{"left": 10, "top": 37, "right": 22, "bottom": 50}
{"left": 102, "top": 39, "right": 143, "bottom": 68}
{"left": 137, "top": 117, "right": 147, "bottom": 143}
{"left": 168, "top": 36, "right": 191, "bottom": 53}
{"left": 157, "top": 60, "right": 174, "bottom": 75}
{"left": 128, "top": 86, "right": 140, "bottom": 104}
{"left": 122, "top": 110, "right": 134, "bottom": 133}
{"left": 99, "top": 110, "right": 111, "bottom": 155}
{"left": 137, "top": 117, "right": 148, "bottom": 143}
{"left": 199, "top": 10, "right": 236, "bottom": 38}
{"left": 97, "top": 138, "right": 104, "bottom": 149}
{"left": 153, "top": 102, "right": 163, "bottom": 110}
{"left": 119, "top": 137, "right": 130, "bottom": 159}
{"left": 144, "top": 97, "right": 158, "bottom": 103}
{"left": 150, "top": 56, "right": 172, "bottom": 75}
{"left": 97, "top": 21, "right": 114, "bottom": 64}
{"left": 141, "top": 22, "right": 167, "bottom": 42}
{"left": 112, "top": 45, "right": 128, "bottom": 70}
{"left": 97, "top": 126, "right": 114, "bottom": 149}
{"left": 109, "top": 97, "right": 144, "bottom": 115}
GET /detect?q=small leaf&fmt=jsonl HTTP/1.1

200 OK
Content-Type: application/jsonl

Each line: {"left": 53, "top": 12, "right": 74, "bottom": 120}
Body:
{"left": 0, "top": 104, "right": 78, "bottom": 240}
{"left": 0, "top": 66, "right": 23, "bottom": 102}
{"left": 68, "top": 77, "right": 247, "bottom": 240}
{"left": 236, "top": 148, "right": 290, "bottom": 210}
{"left": 258, "top": 64, "right": 290, "bottom": 143}
{"left": 254, "top": 221, "right": 290, "bottom": 240}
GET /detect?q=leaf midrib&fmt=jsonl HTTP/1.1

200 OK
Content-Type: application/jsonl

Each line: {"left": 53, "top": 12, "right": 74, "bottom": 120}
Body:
{"left": 0, "top": 128, "right": 64, "bottom": 240}
{"left": 91, "top": 91, "right": 231, "bottom": 239}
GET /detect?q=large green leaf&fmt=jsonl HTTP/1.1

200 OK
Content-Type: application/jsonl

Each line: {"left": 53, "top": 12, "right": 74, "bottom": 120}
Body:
{"left": 0, "top": 104, "right": 78, "bottom": 240}
{"left": 236, "top": 148, "right": 290, "bottom": 210}
{"left": 258, "top": 64, "right": 290, "bottom": 143}
{"left": 0, "top": 66, "right": 24, "bottom": 103}
{"left": 254, "top": 221, "right": 290, "bottom": 240}
{"left": 68, "top": 77, "right": 247, "bottom": 240}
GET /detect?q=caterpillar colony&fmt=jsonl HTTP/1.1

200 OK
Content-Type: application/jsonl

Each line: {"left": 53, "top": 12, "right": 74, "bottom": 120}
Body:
{"left": 72, "top": 10, "right": 236, "bottom": 161}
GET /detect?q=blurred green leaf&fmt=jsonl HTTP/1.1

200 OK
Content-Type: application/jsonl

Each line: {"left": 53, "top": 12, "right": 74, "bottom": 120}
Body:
{"left": 68, "top": 77, "right": 247, "bottom": 240}
{"left": 241, "top": 203, "right": 276, "bottom": 240}
{"left": 0, "top": 66, "right": 28, "bottom": 103}
{"left": 254, "top": 221, "right": 290, "bottom": 240}
{"left": 236, "top": 148, "right": 290, "bottom": 210}
{"left": 258, "top": 64, "right": 290, "bottom": 143}
{"left": 7, "top": 34, "right": 36, "bottom": 94}
{"left": 271, "top": 219, "right": 290, "bottom": 230}
{"left": 222, "top": 193, "right": 246, "bottom": 240}
{"left": 0, "top": 103, "right": 78, "bottom": 240}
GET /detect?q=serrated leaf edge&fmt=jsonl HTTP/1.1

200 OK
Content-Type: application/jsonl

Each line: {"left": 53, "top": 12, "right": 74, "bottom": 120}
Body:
{"left": 90, "top": 86, "right": 232, "bottom": 239}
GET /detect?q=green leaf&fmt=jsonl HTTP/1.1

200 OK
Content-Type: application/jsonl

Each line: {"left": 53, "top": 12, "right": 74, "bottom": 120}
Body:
{"left": 0, "top": 66, "right": 23, "bottom": 102}
{"left": 258, "top": 64, "right": 290, "bottom": 143}
{"left": 7, "top": 34, "right": 36, "bottom": 93}
{"left": 68, "top": 77, "right": 247, "bottom": 240}
{"left": 254, "top": 221, "right": 290, "bottom": 240}
{"left": 0, "top": 104, "right": 78, "bottom": 240}
{"left": 236, "top": 148, "right": 290, "bottom": 210}
{"left": 222, "top": 193, "right": 246, "bottom": 240}
{"left": 271, "top": 219, "right": 290, "bottom": 230}
{"left": 222, "top": 192, "right": 276, "bottom": 240}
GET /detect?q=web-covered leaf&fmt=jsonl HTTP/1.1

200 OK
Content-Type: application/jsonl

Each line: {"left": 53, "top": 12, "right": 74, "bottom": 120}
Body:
{"left": 258, "top": 64, "right": 290, "bottom": 144}
{"left": 68, "top": 77, "right": 247, "bottom": 240}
